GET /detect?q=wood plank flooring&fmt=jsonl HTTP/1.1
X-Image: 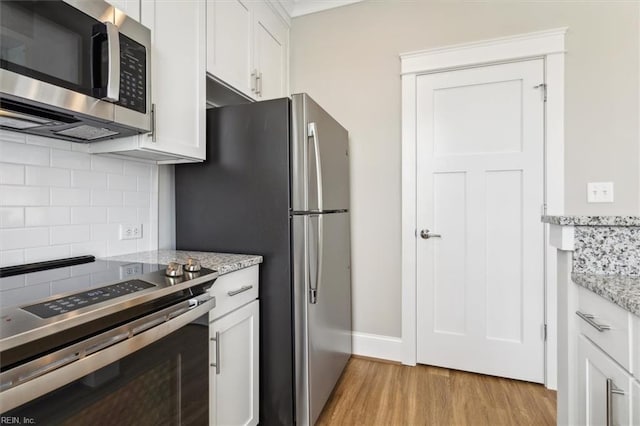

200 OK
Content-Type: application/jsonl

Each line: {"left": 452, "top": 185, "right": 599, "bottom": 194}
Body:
{"left": 316, "top": 357, "right": 556, "bottom": 426}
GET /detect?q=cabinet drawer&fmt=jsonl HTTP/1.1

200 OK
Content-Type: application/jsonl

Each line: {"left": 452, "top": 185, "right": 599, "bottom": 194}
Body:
{"left": 577, "top": 286, "right": 631, "bottom": 372}
{"left": 209, "top": 265, "right": 259, "bottom": 321}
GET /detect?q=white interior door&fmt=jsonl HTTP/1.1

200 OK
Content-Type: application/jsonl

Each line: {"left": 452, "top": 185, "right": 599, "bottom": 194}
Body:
{"left": 416, "top": 59, "right": 545, "bottom": 383}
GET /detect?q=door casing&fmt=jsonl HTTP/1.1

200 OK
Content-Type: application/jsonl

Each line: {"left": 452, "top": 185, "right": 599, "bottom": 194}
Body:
{"left": 400, "top": 28, "right": 566, "bottom": 390}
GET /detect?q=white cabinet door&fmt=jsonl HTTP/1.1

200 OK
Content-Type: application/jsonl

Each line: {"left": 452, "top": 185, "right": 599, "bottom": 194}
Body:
{"left": 578, "top": 335, "right": 631, "bottom": 426}
{"left": 252, "top": 2, "right": 288, "bottom": 101}
{"left": 206, "top": 0, "right": 253, "bottom": 96}
{"left": 206, "top": 0, "right": 288, "bottom": 101}
{"left": 106, "top": 0, "right": 140, "bottom": 20}
{"left": 140, "top": 0, "right": 206, "bottom": 161}
{"left": 210, "top": 300, "right": 259, "bottom": 426}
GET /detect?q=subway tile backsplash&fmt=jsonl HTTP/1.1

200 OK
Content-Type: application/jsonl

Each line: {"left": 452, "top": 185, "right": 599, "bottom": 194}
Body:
{"left": 0, "top": 130, "right": 158, "bottom": 268}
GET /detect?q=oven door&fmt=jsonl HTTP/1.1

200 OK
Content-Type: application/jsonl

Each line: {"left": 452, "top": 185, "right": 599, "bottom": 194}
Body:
{"left": 1, "top": 297, "right": 214, "bottom": 425}
{"left": 0, "top": 0, "right": 150, "bottom": 132}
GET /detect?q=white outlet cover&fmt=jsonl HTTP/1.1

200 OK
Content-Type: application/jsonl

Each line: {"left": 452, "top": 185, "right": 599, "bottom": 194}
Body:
{"left": 587, "top": 182, "right": 614, "bottom": 203}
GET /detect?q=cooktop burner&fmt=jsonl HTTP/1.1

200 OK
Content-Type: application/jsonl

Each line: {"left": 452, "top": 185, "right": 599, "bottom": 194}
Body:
{"left": 22, "top": 280, "right": 156, "bottom": 319}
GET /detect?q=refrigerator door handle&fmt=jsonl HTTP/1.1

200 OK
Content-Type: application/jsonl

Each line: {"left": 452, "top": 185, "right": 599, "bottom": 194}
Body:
{"left": 308, "top": 122, "right": 324, "bottom": 212}
{"left": 308, "top": 215, "right": 323, "bottom": 305}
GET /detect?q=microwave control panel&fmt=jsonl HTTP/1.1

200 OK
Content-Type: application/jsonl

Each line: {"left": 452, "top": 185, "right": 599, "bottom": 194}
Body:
{"left": 118, "top": 34, "right": 147, "bottom": 114}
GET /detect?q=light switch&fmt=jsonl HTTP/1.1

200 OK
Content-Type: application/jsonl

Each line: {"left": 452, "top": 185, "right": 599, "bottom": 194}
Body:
{"left": 587, "top": 182, "right": 614, "bottom": 203}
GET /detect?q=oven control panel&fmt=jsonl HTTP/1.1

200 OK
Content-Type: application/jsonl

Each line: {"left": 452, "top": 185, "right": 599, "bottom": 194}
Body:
{"left": 22, "top": 280, "right": 155, "bottom": 319}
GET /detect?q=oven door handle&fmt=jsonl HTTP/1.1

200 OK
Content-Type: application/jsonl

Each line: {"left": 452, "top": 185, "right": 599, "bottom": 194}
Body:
{"left": 0, "top": 295, "right": 216, "bottom": 412}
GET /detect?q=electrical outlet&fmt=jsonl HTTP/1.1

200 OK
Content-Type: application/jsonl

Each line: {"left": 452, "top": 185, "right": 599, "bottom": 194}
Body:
{"left": 119, "top": 224, "right": 143, "bottom": 240}
{"left": 587, "top": 182, "right": 614, "bottom": 203}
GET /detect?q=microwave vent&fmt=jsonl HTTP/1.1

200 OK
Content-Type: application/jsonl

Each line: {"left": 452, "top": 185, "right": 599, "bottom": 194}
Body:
{"left": 55, "top": 125, "right": 120, "bottom": 140}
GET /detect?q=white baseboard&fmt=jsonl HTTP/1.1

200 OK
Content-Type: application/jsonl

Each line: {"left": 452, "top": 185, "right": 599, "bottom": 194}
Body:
{"left": 352, "top": 332, "right": 403, "bottom": 362}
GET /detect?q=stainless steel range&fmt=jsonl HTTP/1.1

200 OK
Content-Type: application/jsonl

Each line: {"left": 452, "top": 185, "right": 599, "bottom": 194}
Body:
{"left": 0, "top": 255, "right": 217, "bottom": 424}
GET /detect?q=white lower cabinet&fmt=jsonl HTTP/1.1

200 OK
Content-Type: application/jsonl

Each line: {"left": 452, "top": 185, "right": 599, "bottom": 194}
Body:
{"left": 633, "top": 380, "right": 640, "bottom": 425}
{"left": 209, "top": 267, "right": 259, "bottom": 426}
{"left": 578, "top": 335, "right": 631, "bottom": 426}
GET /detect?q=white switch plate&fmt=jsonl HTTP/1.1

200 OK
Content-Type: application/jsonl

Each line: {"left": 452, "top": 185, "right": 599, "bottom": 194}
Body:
{"left": 587, "top": 182, "right": 614, "bottom": 203}
{"left": 119, "top": 224, "right": 143, "bottom": 240}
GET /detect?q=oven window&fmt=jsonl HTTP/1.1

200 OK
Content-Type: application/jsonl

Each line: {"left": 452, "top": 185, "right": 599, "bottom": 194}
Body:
{"left": 3, "top": 315, "right": 209, "bottom": 425}
{"left": 0, "top": 1, "right": 95, "bottom": 95}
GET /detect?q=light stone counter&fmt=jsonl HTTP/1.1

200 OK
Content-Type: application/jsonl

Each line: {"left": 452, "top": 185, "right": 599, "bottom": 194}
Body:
{"left": 572, "top": 273, "right": 640, "bottom": 317}
{"left": 106, "top": 250, "right": 262, "bottom": 275}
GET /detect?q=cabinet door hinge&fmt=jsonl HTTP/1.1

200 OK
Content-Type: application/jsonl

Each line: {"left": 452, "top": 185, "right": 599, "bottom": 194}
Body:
{"left": 534, "top": 83, "right": 547, "bottom": 102}
{"left": 543, "top": 324, "right": 548, "bottom": 341}
{"left": 541, "top": 203, "right": 548, "bottom": 216}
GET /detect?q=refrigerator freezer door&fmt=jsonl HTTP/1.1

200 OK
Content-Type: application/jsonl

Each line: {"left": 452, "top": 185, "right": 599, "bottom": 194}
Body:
{"left": 293, "top": 212, "right": 352, "bottom": 426}
{"left": 291, "top": 93, "right": 350, "bottom": 213}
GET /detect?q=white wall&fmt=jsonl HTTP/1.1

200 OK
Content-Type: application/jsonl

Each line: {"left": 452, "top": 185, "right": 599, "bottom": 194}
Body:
{"left": 0, "top": 130, "right": 159, "bottom": 300}
{"left": 290, "top": 1, "right": 640, "bottom": 338}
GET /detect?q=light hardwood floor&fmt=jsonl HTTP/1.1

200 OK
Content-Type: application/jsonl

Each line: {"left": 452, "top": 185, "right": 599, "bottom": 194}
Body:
{"left": 316, "top": 357, "right": 556, "bottom": 426}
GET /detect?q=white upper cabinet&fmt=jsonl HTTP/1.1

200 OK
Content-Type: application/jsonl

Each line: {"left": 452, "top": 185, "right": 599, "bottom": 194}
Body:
{"left": 207, "top": 0, "right": 253, "bottom": 96}
{"left": 92, "top": 0, "right": 206, "bottom": 163}
{"left": 139, "top": 0, "right": 206, "bottom": 161}
{"left": 206, "top": 0, "right": 289, "bottom": 101}
{"left": 105, "top": 0, "right": 140, "bottom": 20}
{"left": 253, "top": 2, "right": 287, "bottom": 101}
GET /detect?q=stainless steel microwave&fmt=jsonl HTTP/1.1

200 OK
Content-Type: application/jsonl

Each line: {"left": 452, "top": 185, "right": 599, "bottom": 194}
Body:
{"left": 0, "top": 0, "right": 151, "bottom": 142}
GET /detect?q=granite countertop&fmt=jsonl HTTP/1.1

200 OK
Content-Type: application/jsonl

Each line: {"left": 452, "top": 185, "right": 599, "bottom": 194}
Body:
{"left": 572, "top": 273, "right": 640, "bottom": 317}
{"left": 542, "top": 216, "right": 640, "bottom": 226}
{"left": 106, "top": 250, "right": 263, "bottom": 275}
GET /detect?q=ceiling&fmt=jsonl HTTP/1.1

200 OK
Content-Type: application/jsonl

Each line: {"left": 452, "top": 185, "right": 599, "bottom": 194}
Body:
{"left": 280, "top": 0, "right": 364, "bottom": 17}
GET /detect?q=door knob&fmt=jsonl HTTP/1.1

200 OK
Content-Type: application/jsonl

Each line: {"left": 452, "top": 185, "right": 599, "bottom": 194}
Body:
{"left": 420, "top": 229, "right": 442, "bottom": 239}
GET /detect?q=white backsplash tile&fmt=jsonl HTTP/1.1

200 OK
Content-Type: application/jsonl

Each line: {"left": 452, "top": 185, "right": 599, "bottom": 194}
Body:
{"left": 0, "top": 249, "right": 24, "bottom": 268}
{"left": 0, "top": 130, "right": 159, "bottom": 296}
{"left": 108, "top": 207, "right": 138, "bottom": 224}
{"left": 0, "top": 141, "right": 49, "bottom": 166}
{"left": 71, "top": 170, "right": 108, "bottom": 189}
{"left": 108, "top": 174, "right": 137, "bottom": 191}
{"left": 0, "top": 130, "right": 26, "bottom": 145}
{"left": 51, "top": 187, "right": 91, "bottom": 206}
{"left": 71, "top": 207, "right": 107, "bottom": 225}
{"left": 124, "top": 162, "right": 152, "bottom": 177}
{"left": 24, "top": 245, "right": 71, "bottom": 263}
{"left": 138, "top": 175, "right": 151, "bottom": 191}
{"left": 91, "top": 156, "right": 124, "bottom": 174}
{"left": 26, "top": 166, "right": 70, "bottom": 187}
{"left": 71, "top": 241, "right": 107, "bottom": 258}
{"left": 91, "top": 223, "right": 120, "bottom": 241}
{"left": 124, "top": 191, "right": 150, "bottom": 207}
{"left": 0, "top": 207, "right": 24, "bottom": 228}
{"left": 26, "top": 134, "right": 72, "bottom": 151}
{"left": 0, "top": 163, "right": 25, "bottom": 185}
{"left": 25, "top": 207, "right": 70, "bottom": 226}
{"left": 50, "top": 225, "right": 91, "bottom": 245}
{"left": 0, "top": 228, "right": 49, "bottom": 250}
{"left": 0, "top": 186, "right": 49, "bottom": 206}
{"left": 51, "top": 149, "right": 91, "bottom": 170}
{"left": 91, "top": 190, "right": 124, "bottom": 206}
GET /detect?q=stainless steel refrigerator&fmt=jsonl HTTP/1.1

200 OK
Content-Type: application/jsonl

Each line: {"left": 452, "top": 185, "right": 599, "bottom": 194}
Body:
{"left": 175, "top": 93, "right": 352, "bottom": 426}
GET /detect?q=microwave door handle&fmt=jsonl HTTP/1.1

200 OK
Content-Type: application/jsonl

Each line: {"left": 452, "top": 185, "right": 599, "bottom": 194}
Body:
{"left": 103, "top": 22, "right": 120, "bottom": 101}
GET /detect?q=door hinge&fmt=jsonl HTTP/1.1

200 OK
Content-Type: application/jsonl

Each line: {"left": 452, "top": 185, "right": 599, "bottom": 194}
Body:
{"left": 534, "top": 83, "right": 547, "bottom": 102}
{"left": 543, "top": 324, "right": 548, "bottom": 341}
{"left": 541, "top": 203, "right": 548, "bottom": 216}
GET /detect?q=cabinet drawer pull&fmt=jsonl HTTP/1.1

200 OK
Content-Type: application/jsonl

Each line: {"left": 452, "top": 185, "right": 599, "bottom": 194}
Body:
{"left": 576, "top": 311, "right": 611, "bottom": 332}
{"left": 227, "top": 285, "right": 253, "bottom": 297}
{"left": 606, "top": 378, "right": 625, "bottom": 426}
{"left": 210, "top": 331, "right": 221, "bottom": 375}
